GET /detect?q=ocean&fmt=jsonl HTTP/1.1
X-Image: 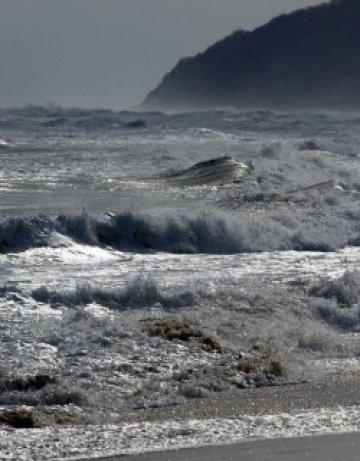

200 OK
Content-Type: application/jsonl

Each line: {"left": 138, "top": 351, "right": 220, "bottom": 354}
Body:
{"left": 1, "top": 106, "right": 360, "bottom": 458}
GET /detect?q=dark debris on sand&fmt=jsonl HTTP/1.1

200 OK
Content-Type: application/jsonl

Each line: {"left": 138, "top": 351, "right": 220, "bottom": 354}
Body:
{"left": 143, "top": 318, "right": 223, "bottom": 353}
{"left": 0, "top": 406, "right": 90, "bottom": 428}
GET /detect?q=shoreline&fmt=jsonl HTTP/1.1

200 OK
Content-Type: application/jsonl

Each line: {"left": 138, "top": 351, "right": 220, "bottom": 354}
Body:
{"left": 121, "top": 370, "right": 360, "bottom": 424}
{"left": 90, "top": 432, "right": 360, "bottom": 461}
{"left": 1, "top": 366, "right": 360, "bottom": 460}
{"left": 74, "top": 371, "right": 360, "bottom": 460}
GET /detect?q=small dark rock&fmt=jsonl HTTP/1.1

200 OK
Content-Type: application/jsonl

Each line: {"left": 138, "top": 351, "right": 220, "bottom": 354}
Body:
{"left": 124, "top": 119, "right": 146, "bottom": 129}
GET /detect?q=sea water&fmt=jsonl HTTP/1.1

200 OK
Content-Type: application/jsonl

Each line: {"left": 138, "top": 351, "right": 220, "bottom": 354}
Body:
{"left": 1, "top": 106, "right": 360, "bottom": 458}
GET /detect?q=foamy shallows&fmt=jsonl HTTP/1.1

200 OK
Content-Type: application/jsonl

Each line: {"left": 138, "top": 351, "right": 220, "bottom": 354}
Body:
{"left": 1, "top": 108, "right": 360, "bottom": 458}
{"left": 1, "top": 405, "right": 360, "bottom": 460}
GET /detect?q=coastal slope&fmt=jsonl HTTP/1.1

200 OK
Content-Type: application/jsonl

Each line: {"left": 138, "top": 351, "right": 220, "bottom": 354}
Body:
{"left": 143, "top": 0, "right": 360, "bottom": 110}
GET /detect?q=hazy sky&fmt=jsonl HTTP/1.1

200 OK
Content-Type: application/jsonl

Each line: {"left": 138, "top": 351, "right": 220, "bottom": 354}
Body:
{"left": 0, "top": 0, "right": 325, "bottom": 110}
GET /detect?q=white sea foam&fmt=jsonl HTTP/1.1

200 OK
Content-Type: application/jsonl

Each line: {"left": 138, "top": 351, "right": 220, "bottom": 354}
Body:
{"left": 0, "top": 405, "right": 359, "bottom": 460}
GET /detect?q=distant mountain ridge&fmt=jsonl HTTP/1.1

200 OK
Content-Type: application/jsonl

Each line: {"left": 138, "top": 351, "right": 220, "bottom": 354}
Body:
{"left": 143, "top": 0, "right": 360, "bottom": 110}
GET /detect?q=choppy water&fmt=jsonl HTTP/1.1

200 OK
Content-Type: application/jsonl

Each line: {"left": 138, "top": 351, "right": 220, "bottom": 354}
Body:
{"left": 2, "top": 106, "right": 360, "bottom": 458}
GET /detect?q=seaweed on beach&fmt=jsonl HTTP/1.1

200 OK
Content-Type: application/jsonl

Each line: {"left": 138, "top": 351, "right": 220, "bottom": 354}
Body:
{"left": 174, "top": 353, "right": 288, "bottom": 399}
{"left": 0, "top": 373, "right": 57, "bottom": 393}
{"left": 0, "top": 406, "right": 89, "bottom": 428}
{"left": 0, "top": 372, "right": 88, "bottom": 407}
{"left": 143, "top": 318, "right": 223, "bottom": 353}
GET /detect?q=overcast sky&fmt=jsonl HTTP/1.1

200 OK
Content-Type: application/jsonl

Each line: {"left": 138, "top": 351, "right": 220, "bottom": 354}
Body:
{"left": 0, "top": 0, "right": 325, "bottom": 110}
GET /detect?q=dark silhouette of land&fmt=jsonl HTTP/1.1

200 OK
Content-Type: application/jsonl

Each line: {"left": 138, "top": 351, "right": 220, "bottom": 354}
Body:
{"left": 144, "top": 0, "right": 360, "bottom": 110}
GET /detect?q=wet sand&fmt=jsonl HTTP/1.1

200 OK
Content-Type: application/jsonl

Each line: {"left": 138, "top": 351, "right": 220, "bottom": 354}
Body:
{"left": 96, "top": 432, "right": 360, "bottom": 461}
{"left": 80, "top": 372, "right": 360, "bottom": 460}
{"left": 122, "top": 371, "right": 360, "bottom": 424}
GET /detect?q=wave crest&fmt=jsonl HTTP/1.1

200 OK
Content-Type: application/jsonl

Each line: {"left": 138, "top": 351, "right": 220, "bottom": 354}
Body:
{"left": 1, "top": 207, "right": 359, "bottom": 255}
{"left": 32, "top": 277, "right": 196, "bottom": 310}
{"left": 0, "top": 216, "right": 55, "bottom": 252}
{"left": 162, "top": 156, "right": 252, "bottom": 185}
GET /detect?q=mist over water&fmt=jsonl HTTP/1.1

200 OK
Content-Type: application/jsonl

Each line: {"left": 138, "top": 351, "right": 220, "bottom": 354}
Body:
{"left": 2, "top": 106, "right": 360, "bottom": 457}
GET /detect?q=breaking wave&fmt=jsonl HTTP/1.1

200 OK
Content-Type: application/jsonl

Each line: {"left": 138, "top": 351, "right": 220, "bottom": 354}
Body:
{"left": 307, "top": 271, "right": 360, "bottom": 331}
{"left": 1, "top": 207, "right": 360, "bottom": 254}
{"left": 161, "top": 156, "right": 252, "bottom": 185}
{"left": 0, "top": 216, "right": 56, "bottom": 252}
{"left": 309, "top": 270, "right": 360, "bottom": 307}
{"left": 0, "top": 137, "right": 11, "bottom": 148}
{"left": 32, "top": 277, "right": 196, "bottom": 310}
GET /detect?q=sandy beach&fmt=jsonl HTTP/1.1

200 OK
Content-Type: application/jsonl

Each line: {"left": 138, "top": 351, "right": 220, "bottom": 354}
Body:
{"left": 75, "top": 371, "right": 360, "bottom": 460}
{"left": 121, "top": 370, "right": 360, "bottom": 425}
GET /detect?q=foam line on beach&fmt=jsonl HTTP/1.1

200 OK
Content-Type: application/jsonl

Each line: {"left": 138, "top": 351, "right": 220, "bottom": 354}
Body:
{"left": 1, "top": 405, "right": 360, "bottom": 460}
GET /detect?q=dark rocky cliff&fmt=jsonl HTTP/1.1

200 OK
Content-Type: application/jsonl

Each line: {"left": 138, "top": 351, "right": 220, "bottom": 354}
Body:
{"left": 143, "top": 0, "right": 360, "bottom": 110}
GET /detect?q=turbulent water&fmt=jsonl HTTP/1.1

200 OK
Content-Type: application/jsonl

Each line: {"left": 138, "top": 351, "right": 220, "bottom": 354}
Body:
{"left": 2, "top": 106, "right": 360, "bottom": 458}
